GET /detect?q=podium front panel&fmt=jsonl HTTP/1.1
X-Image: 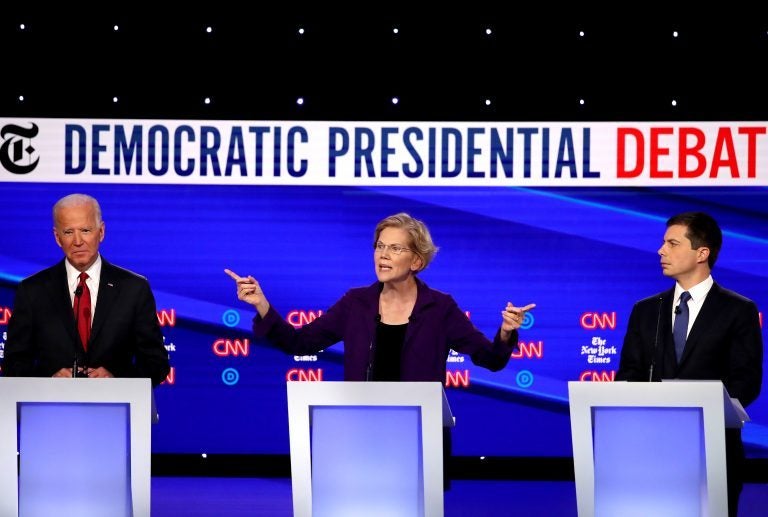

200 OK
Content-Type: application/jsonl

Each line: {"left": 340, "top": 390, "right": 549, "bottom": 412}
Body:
{"left": 19, "top": 403, "right": 132, "bottom": 517}
{"left": 0, "top": 378, "right": 152, "bottom": 517}
{"left": 568, "top": 381, "right": 729, "bottom": 517}
{"left": 593, "top": 406, "right": 705, "bottom": 517}
{"left": 311, "top": 406, "right": 422, "bottom": 517}
{"left": 287, "top": 381, "right": 449, "bottom": 517}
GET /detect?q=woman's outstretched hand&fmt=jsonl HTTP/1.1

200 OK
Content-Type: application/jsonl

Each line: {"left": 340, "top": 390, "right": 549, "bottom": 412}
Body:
{"left": 500, "top": 302, "right": 536, "bottom": 341}
{"left": 224, "top": 268, "right": 270, "bottom": 317}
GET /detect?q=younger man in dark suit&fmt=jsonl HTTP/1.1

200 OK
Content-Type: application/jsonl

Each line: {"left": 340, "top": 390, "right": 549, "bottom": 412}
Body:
{"left": 2, "top": 193, "right": 170, "bottom": 387}
{"left": 617, "top": 211, "right": 763, "bottom": 517}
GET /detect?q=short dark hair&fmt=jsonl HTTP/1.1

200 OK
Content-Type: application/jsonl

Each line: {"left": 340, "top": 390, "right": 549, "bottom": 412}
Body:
{"left": 666, "top": 211, "right": 722, "bottom": 268}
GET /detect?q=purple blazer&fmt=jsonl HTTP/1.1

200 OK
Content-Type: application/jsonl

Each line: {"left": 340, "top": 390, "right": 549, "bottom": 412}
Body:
{"left": 253, "top": 277, "right": 518, "bottom": 381}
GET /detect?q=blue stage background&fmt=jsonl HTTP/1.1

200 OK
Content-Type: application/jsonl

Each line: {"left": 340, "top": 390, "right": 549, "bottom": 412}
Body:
{"left": 1, "top": 183, "right": 766, "bottom": 458}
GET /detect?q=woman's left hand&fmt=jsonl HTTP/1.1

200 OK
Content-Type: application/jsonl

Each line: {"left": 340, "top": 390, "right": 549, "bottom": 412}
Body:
{"left": 500, "top": 302, "right": 536, "bottom": 339}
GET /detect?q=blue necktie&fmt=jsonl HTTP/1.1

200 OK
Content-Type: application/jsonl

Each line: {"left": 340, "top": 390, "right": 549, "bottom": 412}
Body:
{"left": 673, "top": 291, "right": 691, "bottom": 362}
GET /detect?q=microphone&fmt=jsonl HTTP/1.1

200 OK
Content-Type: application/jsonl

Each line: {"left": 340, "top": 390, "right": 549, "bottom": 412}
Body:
{"left": 73, "top": 282, "right": 86, "bottom": 358}
{"left": 366, "top": 340, "right": 375, "bottom": 381}
{"left": 648, "top": 296, "right": 663, "bottom": 382}
{"left": 367, "top": 314, "right": 382, "bottom": 381}
{"left": 73, "top": 283, "right": 82, "bottom": 376}
{"left": 74, "top": 284, "right": 83, "bottom": 335}
{"left": 74, "top": 285, "right": 82, "bottom": 339}
{"left": 674, "top": 305, "right": 681, "bottom": 315}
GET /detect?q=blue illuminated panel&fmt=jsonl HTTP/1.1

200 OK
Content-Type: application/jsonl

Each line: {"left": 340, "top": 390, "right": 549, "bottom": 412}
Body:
{"left": 310, "top": 406, "right": 423, "bottom": 517}
{"left": 18, "top": 403, "right": 131, "bottom": 517}
{"left": 592, "top": 407, "right": 705, "bottom": 517}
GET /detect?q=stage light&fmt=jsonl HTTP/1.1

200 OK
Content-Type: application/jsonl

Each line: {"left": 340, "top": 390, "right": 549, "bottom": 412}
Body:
{"left": 485, "top": 27, "right": 492, "bottom": 36}
{"left": 672, "top": 99, "right": 678, "bottom": 107}
{"left": 391, "top": 97, "right": 399, "bottom": 105}
{"left": 113, "top": 25, "right": 119, "bottom": 32}
{"left": 201, "top": 453, "right": 207, "bottom": 459}
{"left": 393, "top": 27, "right": 399, "bottom": 35}
{"left": 18, "top": 95, "right": 24, "bottom": 102}
{"left": 673, "top": 30, "right": 679, "bottom": 38}
{"left": 19, "top": 24, "right": 26, "bottom": 30}
{"left": 579, "top": 99, "right": 585, "bottom": 105}
{"left": 296, "top": 97, "right": 304, "bottom": 105}
{"left": 112, "top": 96, "right": 119, "bottom": 103}
{"left": 579, "top": 30, "right": 585, "bottom": 37}
{"left": 204, "top": 97, "right": 211, "bottom": 105}
{"left": 298, "top": 27, "right": 305, "bottom": 35}
{"left": 485, "top": 99, "right": 492, "bottom": 106}
{"left": 206, "top": 26, "right": 213, "bottom": 34}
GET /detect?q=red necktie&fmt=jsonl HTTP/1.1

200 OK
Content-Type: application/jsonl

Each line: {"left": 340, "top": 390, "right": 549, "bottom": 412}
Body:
{"left": 74, "top": 272, "right": 92, "bottom": 350}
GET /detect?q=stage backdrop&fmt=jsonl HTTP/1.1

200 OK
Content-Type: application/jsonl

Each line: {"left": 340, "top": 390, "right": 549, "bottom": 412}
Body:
{"left": 1, "top": 118, "right": 766, "bottom": 458}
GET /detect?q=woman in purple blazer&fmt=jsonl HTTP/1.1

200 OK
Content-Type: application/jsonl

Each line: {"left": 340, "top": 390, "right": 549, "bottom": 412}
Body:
{"left": 225, "top": 212, "right": 535, "bottom": 382}
{"left": 225, "top": 212, "right": 535, "bottom": 489}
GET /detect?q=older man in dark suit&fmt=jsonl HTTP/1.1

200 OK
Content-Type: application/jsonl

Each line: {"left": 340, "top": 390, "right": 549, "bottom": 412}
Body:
{"left": 2, "top": 193, "right": 170, "bottom": 387}
{"left": 617, "top": 211, "right": 763, "bottom": 517}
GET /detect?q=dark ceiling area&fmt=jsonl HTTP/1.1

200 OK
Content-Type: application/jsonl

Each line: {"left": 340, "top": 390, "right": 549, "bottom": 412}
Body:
{"left": 2, "top": 5, "right": 767, "bottom": 122}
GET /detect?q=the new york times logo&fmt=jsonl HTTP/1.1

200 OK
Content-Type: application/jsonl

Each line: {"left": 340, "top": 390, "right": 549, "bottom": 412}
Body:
{"left": 0, "top": 122, "right": 39, "bottom": 174}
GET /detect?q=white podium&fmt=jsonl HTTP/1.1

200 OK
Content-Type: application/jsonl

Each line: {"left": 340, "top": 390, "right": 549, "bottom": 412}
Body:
{"left": 287, "top": 381, "right": 454, "bottom": 517}
{"left": 568, "top": 380, "right": 747, "bottom": 517}
{"left": 0, "top": 377, "right": 154, "bottom": 517}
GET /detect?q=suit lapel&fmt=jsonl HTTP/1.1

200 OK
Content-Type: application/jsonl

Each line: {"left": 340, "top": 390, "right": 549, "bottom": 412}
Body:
{"left": 659, "top": 289, "right": 678, "bottom": 371}
{"left": 681, "top": 283, "right": 723, "bottom": 361}
{"left": 89, "top": 261, "right": 119, "bottom": 347}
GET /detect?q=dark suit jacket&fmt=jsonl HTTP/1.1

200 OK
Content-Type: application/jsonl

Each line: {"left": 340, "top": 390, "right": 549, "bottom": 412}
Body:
{"left": 2, "top": 258, "right": 170, "bottom": 387}
{"left": 617, "top": 282, "right": 762, "bottom": 407}
{"left": 254, "top": 277, "right": 518, "bottom": 381}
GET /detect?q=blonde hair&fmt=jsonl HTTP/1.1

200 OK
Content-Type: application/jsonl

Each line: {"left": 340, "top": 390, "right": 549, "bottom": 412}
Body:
{"left": 373, "top": 213, "right": 438, "bottom": 272}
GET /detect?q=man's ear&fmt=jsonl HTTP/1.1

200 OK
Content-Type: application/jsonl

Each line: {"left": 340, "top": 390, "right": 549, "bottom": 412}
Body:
{"left": 697, "top": 246, "right": 710, "bottom": 264}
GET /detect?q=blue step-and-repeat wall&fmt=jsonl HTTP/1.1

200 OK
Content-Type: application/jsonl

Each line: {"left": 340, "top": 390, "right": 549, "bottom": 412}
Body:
{"left": 1, "top": 118, "right": 766, "bottom": 458}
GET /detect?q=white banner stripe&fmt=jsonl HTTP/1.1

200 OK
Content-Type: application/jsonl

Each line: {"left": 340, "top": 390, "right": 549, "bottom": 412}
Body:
{"left": 2, "top": 118, "right": 767, "bottom": 186}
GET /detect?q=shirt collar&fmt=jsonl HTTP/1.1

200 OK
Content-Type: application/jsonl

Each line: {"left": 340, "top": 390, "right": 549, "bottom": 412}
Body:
{"left": 65, "top": 255, "right": 102, "bottom": 291}
{"left": 675, "top": 275, "right": 713, "bottom": 304}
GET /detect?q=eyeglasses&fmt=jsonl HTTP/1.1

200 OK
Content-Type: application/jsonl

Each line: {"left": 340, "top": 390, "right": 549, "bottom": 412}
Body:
{"left": 374, "top": 242, "right": 412, "bottom": 255}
